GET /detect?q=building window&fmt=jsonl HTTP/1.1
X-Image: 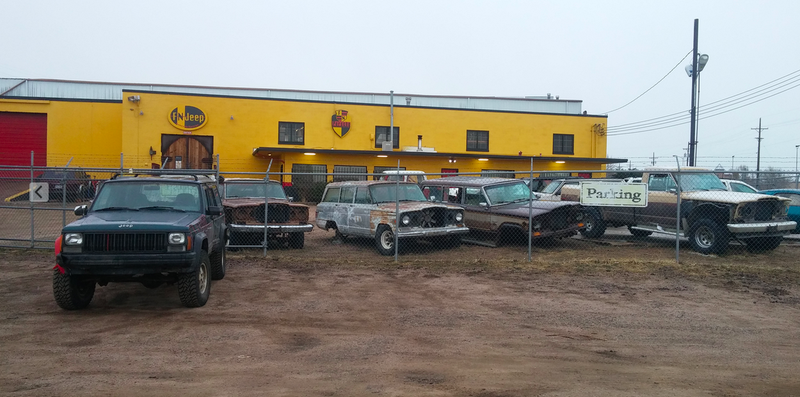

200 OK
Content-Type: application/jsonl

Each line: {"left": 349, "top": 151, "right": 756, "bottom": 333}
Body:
{"left": 291, "top": 163, "right": 327, "bottom": 183}
{"left": 553, "top": 134, "right": 574, "bottom": 155}
{"left": 375, "top": 126, "right": 399, "bottom": 149}
{"left": 333, "top": 165, "right": 368, "bottom": 182}
{"left": 466, "top": 130, "right": 489, "bottom": 152}
{"left": 279, "top": 122, "right": 305, "bottom": 145}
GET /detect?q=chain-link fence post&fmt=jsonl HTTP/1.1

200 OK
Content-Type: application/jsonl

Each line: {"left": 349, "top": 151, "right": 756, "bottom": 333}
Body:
{"left": 61, "top": 171, "right": 67, "bottom": 228}
{"left": 264, "top": 159, "right": 273, "bottom": 257}
{"left": 30, "top": 151, "right": 35, "bottom": 249}
{"left": 527, "top": 157, "right": 533, "bottom": 262}
{"left": 394, "top": 160, "right": 400, "bottom": 263}
{"left": 673, "top": 155, "right": 682, "bottom": 263}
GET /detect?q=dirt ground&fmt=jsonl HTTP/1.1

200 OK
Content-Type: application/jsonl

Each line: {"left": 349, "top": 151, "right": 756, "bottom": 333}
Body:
{"left": 2, "top": 231, "right": 800, "bottom": 397}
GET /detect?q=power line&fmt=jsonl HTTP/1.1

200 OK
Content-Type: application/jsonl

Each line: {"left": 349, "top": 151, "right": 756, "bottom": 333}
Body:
{"left": 601, "top": 50, "right": 693, "bottom": 114}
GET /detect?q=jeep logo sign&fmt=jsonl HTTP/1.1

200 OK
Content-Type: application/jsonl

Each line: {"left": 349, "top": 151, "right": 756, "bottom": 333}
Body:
{"left": 579, "top": 181, "right": 648, "bottom": 207}
{"left": 169, "top": 106, "right": 207, "bottom": 131}
{"left": 331, "top": 110, "right": 351, "bottom": 137}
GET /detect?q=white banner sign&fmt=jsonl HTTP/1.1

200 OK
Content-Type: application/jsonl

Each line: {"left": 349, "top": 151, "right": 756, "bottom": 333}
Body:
{"left": 579, "top": 182, "right": 648, "bottom": 207}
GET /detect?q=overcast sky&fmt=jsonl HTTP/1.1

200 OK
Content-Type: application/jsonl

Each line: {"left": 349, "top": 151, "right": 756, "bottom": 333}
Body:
{"left": 2, "top": 0, "right": 799, "bottom": 171}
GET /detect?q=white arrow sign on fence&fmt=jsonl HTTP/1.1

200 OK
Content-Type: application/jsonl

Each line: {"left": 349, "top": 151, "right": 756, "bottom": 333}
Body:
{"left": 29, "top": 182, "right": 49, "bottom": 203}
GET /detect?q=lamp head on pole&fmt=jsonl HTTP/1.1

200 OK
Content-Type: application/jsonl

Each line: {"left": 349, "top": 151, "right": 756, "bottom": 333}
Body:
{"left": 697, "top": 54, "right": 709, "bottom": 72}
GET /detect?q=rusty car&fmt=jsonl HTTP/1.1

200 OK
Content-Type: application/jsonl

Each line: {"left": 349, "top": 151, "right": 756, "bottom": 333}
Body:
{"left": 315, "top": 180, "right": 469, "bottom": 255}
{"left": 420, "top": 176, "right": 586, "bottom": 246}
{"left": 221, "top": 178, "right": 313, "bottom": 249}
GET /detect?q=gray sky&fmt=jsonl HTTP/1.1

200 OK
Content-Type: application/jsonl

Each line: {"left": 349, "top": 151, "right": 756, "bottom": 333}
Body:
{"left": 2, "top": 0, "right": 799, "bottom": 171}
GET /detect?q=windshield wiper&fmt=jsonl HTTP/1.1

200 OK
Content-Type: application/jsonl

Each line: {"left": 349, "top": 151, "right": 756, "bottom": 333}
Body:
{"left": 94, "top": 207, "right": 138, "bottom": 212}
{"left": 139, "top": 206, "right": 186, "bottom": 212}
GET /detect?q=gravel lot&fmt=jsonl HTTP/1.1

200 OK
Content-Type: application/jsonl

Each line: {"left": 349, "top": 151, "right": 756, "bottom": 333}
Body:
{"left": 2, "top": 236, "right": 800, "bottom": 396}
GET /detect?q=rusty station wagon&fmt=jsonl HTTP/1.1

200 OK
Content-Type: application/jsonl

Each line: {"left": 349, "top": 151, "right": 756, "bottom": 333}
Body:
{"left": 221, "top": 178, "right": 313, "bottom": 249}
{"left": 421, "top": 177, "right": 586, "bottom": 246}
{"left": 315, "top": 181, "right": 469, "bottom": 255}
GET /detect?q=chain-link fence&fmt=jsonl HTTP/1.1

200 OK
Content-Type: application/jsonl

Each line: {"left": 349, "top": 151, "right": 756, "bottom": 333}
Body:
{"left": 2, "top": 158, "right": 798, "bottom": 262}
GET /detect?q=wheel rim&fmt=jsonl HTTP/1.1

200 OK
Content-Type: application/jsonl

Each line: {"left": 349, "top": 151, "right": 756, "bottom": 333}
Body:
{"left": 381, "top": 230, "right": 394, "bottom": 249}
{"left": 198, "top": 263, "right": 208, "bottom": 294}
{"left": 695, "top": 226, "right": 715, "bottom": 248}
{"left": 584, "top": 218, "right": 594, "bottom": 232}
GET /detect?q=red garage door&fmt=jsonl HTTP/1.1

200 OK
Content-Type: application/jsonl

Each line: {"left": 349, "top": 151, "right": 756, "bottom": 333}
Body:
{"left": 0, "top": 112, "right": 47, "bottom": 167}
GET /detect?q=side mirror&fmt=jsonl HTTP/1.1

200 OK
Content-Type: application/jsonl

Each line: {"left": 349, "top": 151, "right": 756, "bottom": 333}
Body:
{"left": 288, "top": 196, "right": 294, "bottom": 202}
{"left": 207, "top": 206, "right": 223, "bottom": 216}
{"left": 479, "top": 202, "right": 488, "bottom": 208}
{"left": 668, "top": 188, "right": 677, "bottom": 194}
{"left": 429, "top": 195, "right": 437, "bottom": 201}
{"left": 74, "top": 205, "right": 88, "bottom": 216}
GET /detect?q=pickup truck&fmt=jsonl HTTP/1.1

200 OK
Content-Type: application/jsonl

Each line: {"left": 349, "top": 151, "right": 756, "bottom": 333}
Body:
{"left": 560, "top": 168, "right": 796, "bottom": 255}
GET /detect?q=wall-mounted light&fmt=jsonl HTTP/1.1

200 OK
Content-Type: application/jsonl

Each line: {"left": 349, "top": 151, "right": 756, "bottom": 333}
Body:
{"left": 448, "top": 157, "right": 457, "bottom": 163}
{"left": 139, "top": 111, "right": 144, "bottom": 115}
{"left": 127, "top": 95, "right": 140, "bottom": 103}
{"left": 304, "top": 152, "right": 316, "bottom": 156}
{"left": 149, "top": 146, "right": 157, "bottom": 156}
{"left": 555, "top": 161, "right": 566, "bottom": 164}
{"left": 377, "top": 155, "right": 388, "bottom": 158}
{"left": 478, "top": 158, "right": 489, "bottom": 161}
{"left": 230, "top": 116, "right": 234, "bottom": 120}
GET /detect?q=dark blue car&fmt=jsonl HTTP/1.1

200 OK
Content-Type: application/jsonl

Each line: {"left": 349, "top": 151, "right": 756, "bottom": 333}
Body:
{"left": 758, "top": 189, "right": 800, "bottom": 233}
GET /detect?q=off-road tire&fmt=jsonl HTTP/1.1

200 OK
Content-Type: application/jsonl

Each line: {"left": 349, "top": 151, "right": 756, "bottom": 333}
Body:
{"left": 580, "top": 209, "right": 606, "bottom": 238}
{"left": 210, "top": 247, "right": 226, "bottom": 280}
{"left": 744, "top": 236, "right": 783, "bottom": 253}
{"left": 53, "top": 269, "right": 95, "bottom": 310}
{"left": 688, "top": 218, "right": 729, "bottom": 255}
{"left": 288, "top": 232, "right": 305, "bottom": 249}
{"left": 627, "top": 226, "right": 653, "bottom": 237}
{"left": 178, "top": 252, "right": 211, "bottom": 308}
{"left": 375, "top": 225, "right": 395, "bottom": 256}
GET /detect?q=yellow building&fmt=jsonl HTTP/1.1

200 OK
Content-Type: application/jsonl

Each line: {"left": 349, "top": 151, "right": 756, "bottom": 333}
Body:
{"left": 0, "top": 78, "right": 624, "bottom": 184}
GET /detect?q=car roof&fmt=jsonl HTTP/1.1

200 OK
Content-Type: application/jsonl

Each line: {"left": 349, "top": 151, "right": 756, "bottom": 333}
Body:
{"left": 108, "top": 174, "right": 216, "bottom": 184}
{"left": 326, "top": 180, "right": 418, "bottom": 187}
{"left": 222, "top": 177, "right": 281, "bottom": 183}
{"left": 759, "top": 189, "right": 800, "bottom": 194}
{"left": 382, "top": 170, "right": 425, "bottom": 174}
{"left": 421, "top": 176, "right": 522, "bottom": 187}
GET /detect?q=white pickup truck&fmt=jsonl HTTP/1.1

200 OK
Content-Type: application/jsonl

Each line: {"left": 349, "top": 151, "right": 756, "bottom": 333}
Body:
{"left": 560, "top": 168, "right": 796, "bottom": 255}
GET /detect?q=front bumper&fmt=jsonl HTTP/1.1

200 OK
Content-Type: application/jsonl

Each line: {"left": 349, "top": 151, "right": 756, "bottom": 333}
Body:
{"left": 727, "top": 221, "right": 797, "bottom": 236}
{"left": 229, "top": 223, "right": 314, "bottom": 233}
{"left": 533, "top": 223, "right": 583, "bottom": 239}
{"left": 57, "top": 251, "right": 197, "bottom": 275}
{"left": 396, "top": 226, "right": 470, "bottom": 238}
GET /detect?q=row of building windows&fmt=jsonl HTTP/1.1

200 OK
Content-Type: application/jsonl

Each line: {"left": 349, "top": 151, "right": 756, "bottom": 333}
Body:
{"left": 290, "top": 164, "right": 520, "bottom": 183}
{"left": 277, "top": 122, "right": 575, "bottom": 154}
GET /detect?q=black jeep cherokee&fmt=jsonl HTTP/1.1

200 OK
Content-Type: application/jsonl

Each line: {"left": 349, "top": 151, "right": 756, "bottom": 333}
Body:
{"left": 53, "top": 173, "right": 228, "bottom": 309}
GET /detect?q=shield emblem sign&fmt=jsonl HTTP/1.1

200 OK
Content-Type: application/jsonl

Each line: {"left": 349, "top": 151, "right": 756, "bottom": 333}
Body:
{"left": 332, "top": 110, "right": 351, "bottom": 137}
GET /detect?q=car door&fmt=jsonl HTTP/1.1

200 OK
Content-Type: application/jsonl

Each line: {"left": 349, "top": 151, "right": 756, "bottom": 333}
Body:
{"left": 204, "top": 185, "right": 225, "bottom": 250}
{"left": 638, "top": 173, "right": 678, "bottom": 227}
{"left": 337, "top": 186, "right": 356, "bottom": 235}
{"left": 461, "top": 186, "right": 492, "bottom": 232}
{"left": 351, "top": 186, "right": 372, "bottom": 236}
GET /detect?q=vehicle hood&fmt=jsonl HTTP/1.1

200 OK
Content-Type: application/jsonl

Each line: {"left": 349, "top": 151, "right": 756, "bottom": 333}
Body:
{"left": 491, "top": 200, "right": 581, "bottom": 218}
{"left": 223, "top": 197, "right": 307, "bottom": 208}
{"left": 63, "top": 211, "right": 200, "bottom": 232}
{"left": 374, "top": 202, "right": 462, "bottom": 212}
{"left": 682, "top": 191, "right": 790, "bottom": 204}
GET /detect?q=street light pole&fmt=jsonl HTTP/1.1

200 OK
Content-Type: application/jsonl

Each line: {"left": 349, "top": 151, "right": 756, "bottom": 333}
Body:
{"left": 688, "top": 19, "right": 699, "bottom": 167}
{"left": 795, "top": 144, "right": 799, "bottom": 189}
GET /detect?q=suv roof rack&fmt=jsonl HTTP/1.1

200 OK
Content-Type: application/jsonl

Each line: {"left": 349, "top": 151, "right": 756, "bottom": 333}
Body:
{"left": 109, "top": 170, "right": 217, "bottom": 181}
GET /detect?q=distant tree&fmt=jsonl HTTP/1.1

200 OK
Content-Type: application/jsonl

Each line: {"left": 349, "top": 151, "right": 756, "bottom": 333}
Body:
{"left": 610, "top": 171, "right": 643, "bottom": 179}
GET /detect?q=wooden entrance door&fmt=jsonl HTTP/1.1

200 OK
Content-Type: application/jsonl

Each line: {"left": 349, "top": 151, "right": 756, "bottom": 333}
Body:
{"left": 161, "top": 135, "right": 213, "bottom": 170}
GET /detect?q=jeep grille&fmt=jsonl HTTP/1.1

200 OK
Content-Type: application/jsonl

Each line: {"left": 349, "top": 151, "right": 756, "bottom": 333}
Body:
{"left": 253, "top": 203, "right": 290, "bottom": 223}
{"left": 83, "top": 233, "right": 167, "bottom": 252}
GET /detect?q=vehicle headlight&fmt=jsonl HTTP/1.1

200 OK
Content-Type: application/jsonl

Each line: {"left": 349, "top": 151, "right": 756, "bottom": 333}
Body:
{"left": 455, "top": 212, "right": 463, "bottom": 222}
{"left": 532, "top": 221, "right": 542, "bottom": 230}
{"left": 402, "top": 215, "right": 411, "bottom": 225}
{"left": 168, "top": 233, "right": 186, "bottom": 245}
{"left": 64, "top": 233, "right": 83, "bottom": 245}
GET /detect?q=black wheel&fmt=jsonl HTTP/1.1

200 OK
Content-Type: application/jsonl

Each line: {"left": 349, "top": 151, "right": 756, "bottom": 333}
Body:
{"left": 53, "top": 269, "right": 95, "bottom": 310}
{"left": 688, "top": 218, "right": 729, "bottom": 255}
{"left": 288, "top": 232, "right": 305, "bottom": 249}
{"left": 627, "top": 226, "right": 652, "bottom": 237}
{"left": 580, "top": 209, "right": 606, "bottom": 238}
{"left": 210, "top": 247, "right": 226, "bottom": 280}
{"left": 745, "top": 236, "right": 783, "bottom": 253}
{"left": 178, "top": 252, "right": 211, "bottom": 308}
{"left": 375, "top": 225, "right": 395, "bottom": 256}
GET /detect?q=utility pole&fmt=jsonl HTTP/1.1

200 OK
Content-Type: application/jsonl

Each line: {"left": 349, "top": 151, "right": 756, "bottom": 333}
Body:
{"left": 688, "top": 19, "right": 700, "bottom": 167}
{"left": 652, "top": 152, "right": 656, "bottom": 166}
{"left": 752, "top": 118, "right": 768, "bottom": 188}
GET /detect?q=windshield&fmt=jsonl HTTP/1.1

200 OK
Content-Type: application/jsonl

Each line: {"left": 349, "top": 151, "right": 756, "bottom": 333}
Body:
{"left": 92, "top": 182, "right": 202, "bottom": 212}
{"left": 540, "top": 180, "right": 564, "bottom": 194}
{"left": 679, "top": 173, "right": 727, "bottom": 191}
{"left": 369, "top": 184, "right": 428, "bottom": 203}
{"left": 225, "top": 182, "right": 286, "bottom": 199}
{"left": 484, "top": 181, "right": 534, "bottom": 204}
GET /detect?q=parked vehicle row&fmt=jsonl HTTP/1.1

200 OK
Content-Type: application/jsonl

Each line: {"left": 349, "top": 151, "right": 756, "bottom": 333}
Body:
{"left": 53, "top": 169, "right": 796, "bottom": 310}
